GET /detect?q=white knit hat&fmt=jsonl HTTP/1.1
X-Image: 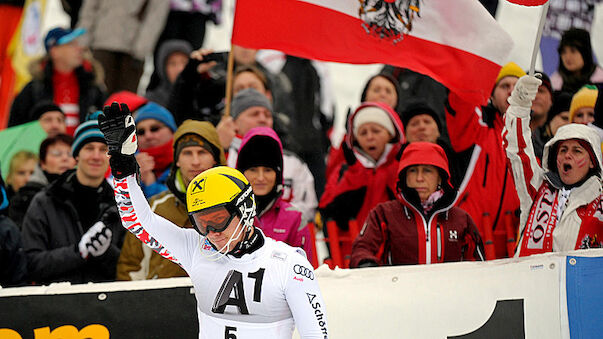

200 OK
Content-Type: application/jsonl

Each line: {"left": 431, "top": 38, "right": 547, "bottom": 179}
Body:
{"left": 353, "top": 106, "right": 395, "bottom": 138}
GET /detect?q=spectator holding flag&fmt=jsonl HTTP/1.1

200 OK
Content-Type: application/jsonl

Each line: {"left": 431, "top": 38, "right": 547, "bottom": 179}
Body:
{"left": 444, "top": 62, "right": 523, "bottom": 257}
{"left": 504, "top": 75, "right": 603, "bottom": 256}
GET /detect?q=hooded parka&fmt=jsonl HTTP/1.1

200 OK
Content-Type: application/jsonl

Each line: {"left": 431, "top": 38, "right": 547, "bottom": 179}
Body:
{"left": 350, "top": 142, "right": 484, "bottom": 267}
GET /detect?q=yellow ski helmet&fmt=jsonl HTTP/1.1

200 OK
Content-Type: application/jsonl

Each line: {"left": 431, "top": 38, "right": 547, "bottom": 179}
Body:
{"left": 186, "top": 166, "right": 256, "bottom": 236}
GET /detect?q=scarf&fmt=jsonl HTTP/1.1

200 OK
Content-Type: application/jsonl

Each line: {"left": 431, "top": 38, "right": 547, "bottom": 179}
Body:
{"left": 518, "top": 181, "right": 602, "bottom": 256}
{"left": 140, "top": 139, "right": 174, "bottom": 177}
{"left": 421, "top": 189, "right": 444, "bottom": 214}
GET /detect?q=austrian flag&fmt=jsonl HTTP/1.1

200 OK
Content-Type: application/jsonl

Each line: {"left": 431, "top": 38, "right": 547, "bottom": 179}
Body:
{"left": 232, "top": 0, "right": 514, "bottom": 105}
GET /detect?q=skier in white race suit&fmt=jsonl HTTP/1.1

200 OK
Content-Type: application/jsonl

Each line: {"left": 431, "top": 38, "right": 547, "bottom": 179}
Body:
{"left": 98, "top": 102, "right": 328, "bottom": 339}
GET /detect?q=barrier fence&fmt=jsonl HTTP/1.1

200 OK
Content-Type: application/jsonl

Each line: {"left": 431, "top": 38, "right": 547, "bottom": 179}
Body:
{"left": 1, "top": 249, "right": 602, "bottom": 338}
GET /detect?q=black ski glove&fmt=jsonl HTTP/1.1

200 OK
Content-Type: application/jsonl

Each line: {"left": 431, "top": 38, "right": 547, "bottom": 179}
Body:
{"left": 98, "top": 102, "right": 138, "bottom": 179}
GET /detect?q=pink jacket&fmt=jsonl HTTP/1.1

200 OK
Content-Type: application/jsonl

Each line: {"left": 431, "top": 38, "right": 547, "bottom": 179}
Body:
{"left": 258, "top": 198, "right": 312, "bottom": 260}
{"left": 237, "top": 127, "right": 313, "bottom": 260}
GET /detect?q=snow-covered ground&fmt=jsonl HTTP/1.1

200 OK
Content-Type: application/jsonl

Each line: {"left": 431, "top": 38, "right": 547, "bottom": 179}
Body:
{"left": 42, "top": 0, "right": 603, "bottom": 140}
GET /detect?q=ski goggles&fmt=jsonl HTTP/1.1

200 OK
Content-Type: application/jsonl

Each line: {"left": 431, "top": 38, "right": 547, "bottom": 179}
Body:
{"left": 189, "top": 205, "right": 236, "bottom": 236}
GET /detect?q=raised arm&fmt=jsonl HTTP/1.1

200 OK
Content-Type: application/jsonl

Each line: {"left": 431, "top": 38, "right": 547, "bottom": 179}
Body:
{"left": 99, "top": 102, "right": 196, "bottom": 270}
{"left": 445, "top": 91, "right": 491, "bottom": 152}
{"left": 501, "top": 75, "right": 544, "bottom": 227}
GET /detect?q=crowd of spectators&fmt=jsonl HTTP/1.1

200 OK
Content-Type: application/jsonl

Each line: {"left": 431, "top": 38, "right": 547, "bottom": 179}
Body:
{"left": 1, "top": 2, "right": 603, "bottom": 287}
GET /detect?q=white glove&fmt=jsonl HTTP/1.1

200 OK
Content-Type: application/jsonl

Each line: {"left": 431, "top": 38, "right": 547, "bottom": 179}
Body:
{"left": 507, "top": 75, "right": 542, "bottom": 109}
{"left": 78, "top": 221, "right": 113, "bottom": 259}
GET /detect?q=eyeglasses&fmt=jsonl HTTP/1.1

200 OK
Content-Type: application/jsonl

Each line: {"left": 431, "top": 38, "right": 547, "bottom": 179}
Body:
{"left": 189, "top": 206, "right": 236, "bottom": 236}
{"left": 48, "top": 150, "right": 71, "bottom": 157}
{"left": 136, "top": 125, "right": 164, "bottom": 136}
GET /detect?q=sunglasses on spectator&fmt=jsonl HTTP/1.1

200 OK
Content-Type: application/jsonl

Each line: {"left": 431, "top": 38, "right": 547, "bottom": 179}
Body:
{"left": 136, "top": 125, "right": 165, "bottom": 136}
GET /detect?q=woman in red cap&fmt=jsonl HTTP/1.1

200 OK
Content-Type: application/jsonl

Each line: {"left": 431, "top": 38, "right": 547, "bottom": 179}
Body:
{"left": 350, "top": 142, "right": 484, "bottom": 267}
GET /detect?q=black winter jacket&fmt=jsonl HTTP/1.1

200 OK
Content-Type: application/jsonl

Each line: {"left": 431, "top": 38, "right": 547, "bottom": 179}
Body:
{"left": 20, "top": 170, "right": 124, "bottom": 285}
{"left": 0, "top": 215, "right": 27, "bottom": 286}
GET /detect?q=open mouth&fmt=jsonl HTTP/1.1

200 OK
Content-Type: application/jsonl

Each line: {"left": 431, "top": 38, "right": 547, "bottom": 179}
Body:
{"left": 563, "top": 163, "right": 572, "bottom": 172}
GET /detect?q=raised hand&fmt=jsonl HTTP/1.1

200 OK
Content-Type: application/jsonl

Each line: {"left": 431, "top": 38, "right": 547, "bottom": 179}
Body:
{"left": 508, "top": 75, "right": 542, "bottom": 109}
{"left": 99, "top": 102, "right": 137, "bottom": 156}
{"left": 99, "top": 102, "right": 139, "bottom": 178}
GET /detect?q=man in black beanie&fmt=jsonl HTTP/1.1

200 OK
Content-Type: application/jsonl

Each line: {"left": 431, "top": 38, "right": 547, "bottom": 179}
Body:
{"left": 29, "top": 101, "right": 67, "bottom": 138}
{"left": 401, "top": 100, "right": 442, "bottom": 144}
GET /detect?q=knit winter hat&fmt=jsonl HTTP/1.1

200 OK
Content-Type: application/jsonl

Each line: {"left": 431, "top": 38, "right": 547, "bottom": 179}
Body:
{"left": 135, "top": 102, "right": 177, "bottom": 132}
{"left": 352, "top": 106, "right": 396, "bottom": 138}
{"left": 231, "top": 88, "right": 273, "bottom": 120}
{"left": 174, "top": 134, "right": 217, "bottom": 163}
{"left": 495, "top": 62, "right": 526, "bottom": 84}
{"left": 400, "top": 100, "right": 442, "bottom": 134}
{"left": 236, "top": 127, "right": 284, "bottom": 187}
{"left": 29, "top": 101, "right": 64, "bottom": 120}
{"left": 533, "top": 70, "right": 552, "bottom": 95}
{"left": 72, "top": 114, "right": 106, "bottom": 157}
{"left": 569, "top": 85, "right": 598, "bottom": 122}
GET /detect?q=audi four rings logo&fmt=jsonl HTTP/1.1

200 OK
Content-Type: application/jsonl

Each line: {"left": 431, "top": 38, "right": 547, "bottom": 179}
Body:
{"left": 293, "top": 264, "right": 314, "bottom": 280}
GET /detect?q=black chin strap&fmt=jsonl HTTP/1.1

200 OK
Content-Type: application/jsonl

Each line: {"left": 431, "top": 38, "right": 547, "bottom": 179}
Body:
{"left": 228, "top": 227, "right": 264, "bottom": 258}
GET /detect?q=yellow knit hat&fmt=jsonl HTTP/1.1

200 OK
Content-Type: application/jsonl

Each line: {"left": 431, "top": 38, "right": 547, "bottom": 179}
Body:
{"left": 496, "top": 62, "right": 527, "bottom": 84}
{"left": 569, "top": 85, "right": 598, "bottom": 122}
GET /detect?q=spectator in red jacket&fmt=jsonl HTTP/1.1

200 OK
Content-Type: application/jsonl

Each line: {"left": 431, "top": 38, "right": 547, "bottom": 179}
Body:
{"left": 320, "top": 102, "right": 404, "bottom": 234}
{"left": 325, "top": 73, "right": 402, "bottom": 181}
{"left": 350, "top": 142, "right": 484, "bottom": 267}
{"left": 445, "top": 62, "right": 524, "bottom": 258}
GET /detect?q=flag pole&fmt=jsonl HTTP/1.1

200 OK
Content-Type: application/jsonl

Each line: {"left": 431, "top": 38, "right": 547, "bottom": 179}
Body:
{"left": 528, "top": 1, "right": 550, "bottom": 76}
{"left": 224, "top": 44, "right": 236, "bottom": 117}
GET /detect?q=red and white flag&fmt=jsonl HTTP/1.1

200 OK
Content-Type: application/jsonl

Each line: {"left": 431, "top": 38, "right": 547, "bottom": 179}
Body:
{"left": 232, "top": 0, "right": 514, "bottom": 105}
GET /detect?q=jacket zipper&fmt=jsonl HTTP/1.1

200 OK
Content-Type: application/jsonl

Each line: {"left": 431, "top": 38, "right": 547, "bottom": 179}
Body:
{"left": 425, "top": 225, "right": 430, "bottom": 264}
{"left": 436, "top": 223, "right": 442, "bottom": 261}
{"left": 400, "top": 196, "right": 456, "bottom": 265}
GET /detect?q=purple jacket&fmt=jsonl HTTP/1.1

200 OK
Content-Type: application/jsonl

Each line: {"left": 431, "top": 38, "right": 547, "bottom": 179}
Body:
{"left": 237, "top": 127, "right": 313, "bottom": 259}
